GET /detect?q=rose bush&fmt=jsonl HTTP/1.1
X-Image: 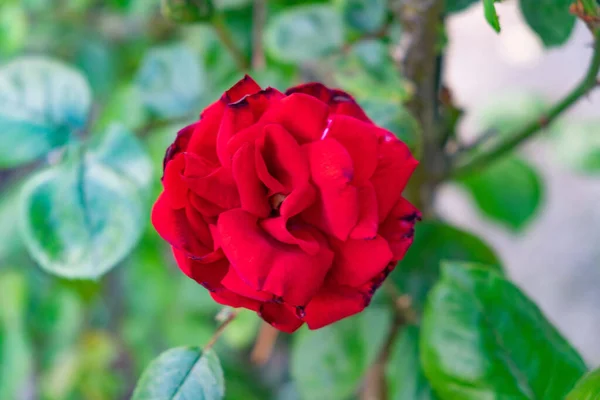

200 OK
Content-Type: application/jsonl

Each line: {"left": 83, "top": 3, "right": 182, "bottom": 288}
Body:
{"left": 151, "top": 75, "right": 420, "bottom": 332}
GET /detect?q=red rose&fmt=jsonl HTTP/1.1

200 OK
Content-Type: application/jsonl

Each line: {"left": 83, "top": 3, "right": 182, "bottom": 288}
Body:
{"left": 152, "top": 76, "right": 420, "bottom": 333}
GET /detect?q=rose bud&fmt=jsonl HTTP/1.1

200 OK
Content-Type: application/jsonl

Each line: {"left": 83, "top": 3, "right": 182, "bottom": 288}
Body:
{"left": 152, "top": 75, "right": 420, "bottom": 333}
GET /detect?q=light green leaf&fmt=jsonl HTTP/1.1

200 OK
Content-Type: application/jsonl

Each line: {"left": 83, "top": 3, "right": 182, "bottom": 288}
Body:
{"left": 161, "top": 0, "right": 214, "bottom": 23}
{"left": 0, "top": 271, "right": 33, "bottom": 400}
{"left": 137, "top": 44, "right": 205, "bottom": 118}
{"left": 291, "top": 307, "right": 391, "bottom": 400}
{"left": 446, "top": 0, "right": 479, "bottom": 13}
{"left": 96, "top": 84, "right": 148, "bottom": 132}
{"left": 0, "top": 57, "right": 92, "bottom": 168}
{"left": 265, "top": 5, "right": 344, "bottom": 63}
{"left": 89, "top": 124, "right": 153, "bottom": 197}
{"left": 132, "top": 347, "right": 225, "bottom": 400}
{"left": 460, "top": 155, "right": 543, "bottom": 231}
{"left": 567, "top": 368, "right": 600, "bottom": 400}
{"left": 391, "top": 221, "right": 501, "bottom": 311}
{"left": 387, "top": 325, "right": 438, "bottom": 400}
{"left": 20, "top": 160, "right": 144, "bottom": 279}
{"left": 483, "top": 0, "right": 500, "bottom": 33}
{"left": 421, "top": 262, "right": 587, "bottom": 400}
{"left": 520, "top": 0, "right": 576, "bottom": 47}
{"left": 337, "top": 0, "right": 387, "bottom": 33}
{"left": 550, "top": 120, "right": 600, "bottom": 174}
{"left": 0, "top": 4, "right": 27, "bottom": 55}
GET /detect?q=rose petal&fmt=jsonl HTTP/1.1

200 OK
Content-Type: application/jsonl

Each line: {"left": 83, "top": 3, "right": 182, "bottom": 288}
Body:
{"left": 183, "top": 154, "right": 240, "bottom": 210}
{"left": 260, "top": 217, "right": 320, "bottom": 255}
{"left": 186, "top": 100, "right": 226, "bottom": 164}
{"left": 350, "top": 182, "right": 378, "bottom": 240}
{"left": 211, "top": 289, "right": 261, "bottom": 312}
{"left": 221, "top": 74, "right": 262, "bottom": 104}
{"left": 218, "top": 209, "right": 333, "bottom": 305}
{"left": 304, "top": 285, "right": 368, "bottom": 330}
{"left": 259, "top": 302, "right": 304, "bottom": 333}
{"left": 329, "top": 235, "right": 393, "bottom": 287}
{"left": 379, "top": 197, "right": 420, "bottom": 260}
{"left": 302, "top": 139, "right": 358, "bottom": 240}
{"left": 173, "top": 248, "right": 228, "bottom": 290}
{"left": 163, "top": 154, "right": 188, "bottom": 209}
{"left": 221, "top": 268, "right": 274, "bottom": 302}
{"left": 371, "top": 133, "right": 419, "bottom": 222}
{"left": 259, "top": 93, "right": 329, "bottom": 144}
{"left": 232, "top": 143, "right": 270, "bottom": 218}
{"left": 163, "top": 122, "right": 196, "bottom": 170}
{"left": 326, "top": 115, "right": 378, "bottom": 183}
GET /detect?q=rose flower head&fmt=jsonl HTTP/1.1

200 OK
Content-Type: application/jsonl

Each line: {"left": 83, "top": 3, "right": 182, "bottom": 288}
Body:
{"left": 152, "top": 76, "right": 420, "bottom": 333}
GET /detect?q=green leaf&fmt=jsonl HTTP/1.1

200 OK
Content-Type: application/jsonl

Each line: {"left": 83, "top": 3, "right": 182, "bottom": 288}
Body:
{"left": 96, "top": 84, "right": 148, "bottom": 132}
{"left": 550, "top": 120, "right": 600, "bottom": 174}
{"left": 265, "top": 5, "right": 344, "bottom": 63}
{"left": 460, "top": 155, "right": 543, "bottom": 231}
{"left": 0, "top": 271, "right": 33, "bottom": 400}
{"left": 0, "top": 178, "right": 27, "bottom": 260}
{"left": 0, "top": 4, "right": 27, "bottom": 55}
{"left": 132, "top": 347, "right": 225, "bottom": 400}
{"left": 161, "top": 0, "right": 214, "bottom": 23}
{"left": 0, "top": 57, "right": 92, "bottom": 168}
{"left": 361, "top": 100, "right": 419, "bottom": 150}
{"left": 483, "top": 0, "right": 500, "bottom": 33}
{"left": 567, "top": 368, "right": 600, "bottom": 400}
{"left": 89, "top": 124, "right": 153, "bottom": 197}
{"left": 391, "top": 221, "right": 501, "bottom": 311}
{"left": 291, "top": 307, "right": 391, "bottom": 400}
{"left": 136, "top": 44, "right": 205, "bottom": 119}
{"left": 336, "top": 0, "right": 387, "bottom": 33}
{"left": 446, "top": 0, "right": 479, "bottom": 13}
{"left": 421, "top": 262, "right": 587, "bottom": 400}
{"left": 520, "top": 0, "right": 576, "bottom": 47}
{"left": 74, "top": 37, "right": 117, "bottom": 100}
{"left": 387, "top": 325, "right": 438, "bottom": 400}
{"left": 20, "top": 159, "right": 145, "bottom": 279}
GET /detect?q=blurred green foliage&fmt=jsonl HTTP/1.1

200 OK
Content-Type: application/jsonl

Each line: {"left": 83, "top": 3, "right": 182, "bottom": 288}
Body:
{"left": 0, "top": 0, "right": 598, "bottom": 399}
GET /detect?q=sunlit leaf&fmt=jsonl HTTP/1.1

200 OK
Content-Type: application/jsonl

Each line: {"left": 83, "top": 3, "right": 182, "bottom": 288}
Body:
{"left": 0, "top": 57, "right": 91, "bottom": 168}
{"left": 460, "top": 155, "right": 543, "bottom": 231}
{"left": 567, "top": 367, "right": 600, "bottom": 400}
{"left": 483, "top": 0, "right": 500, "bottom": 33}
{"left": 392, "top": 221, "right": 501, "bottom": 312}
{"left": 136, "top": 44, "right": 205, "bottom": 118}
{"left": 550, "top": 120, "right": 600, "bottom": 174}
{"left": 20, "top": 159, "right": 145, "bottom": 279}
{"left": 132, "top": 347, "right": 225, "bottom": 400}
{"left": 0, "top": 4, "right": 27, "bottom": 55}
{"left": 291, "top": 307, "right": 391, "bottom": 400}
{"left": 265, "top": 5, "right": 344, "bottom": 63}
{"left": 421, "top": 262, "right": 587, "bottom": 400}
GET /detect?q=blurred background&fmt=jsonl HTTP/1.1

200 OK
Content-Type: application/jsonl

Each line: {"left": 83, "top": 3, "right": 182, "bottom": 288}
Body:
{"left": 0, "top": 0, "right": 599, "bottom": 399}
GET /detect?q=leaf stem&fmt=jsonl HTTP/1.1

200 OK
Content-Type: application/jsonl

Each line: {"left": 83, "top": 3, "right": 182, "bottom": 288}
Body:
{"left": 450, "top": 34, "right": 600, "bottom": 179}
{"left": 203, "top": 308, "right": 240, "bottom": 352}
{"left": 212, "top": 13, "right": 250, "bottom": 72}
{"left": 251, "top": 0, "right": 267, "bottom": 70}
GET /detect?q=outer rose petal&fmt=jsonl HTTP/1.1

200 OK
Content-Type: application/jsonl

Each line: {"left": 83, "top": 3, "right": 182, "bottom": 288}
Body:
{"left": 371, "top": 132, "right": 419, "bottom": 222}
{"left": 218, "top": 209, "right": 334, "bottom": 306}
{"left": 329, "top": 235, "right": 393, "bottom": 287}
{"left": 221, "top": 268, "right": 274, "bottom": 302}
{"left": 350, "top": 183, "right": 378, "bottom": 239}
{"left": 285, "top": 82, "right": 371, "bottom": 122}
{"left": 304, "top": 285, "right": 369, "bottom": 330}
{"left": 259, "top": 302, "right": 304, "bottom": 333}
{"left": 221, "top": 74, "right": 262, "bottom": 104}
{"left": 163, "top": 122, "right": 195, "bottom": 170}
{"left": 211, "top": 289, "right": 261, "bottom": 312}
{"left": 186, "top": 100, "right": 226, "bottom": 164}
{"left": 172, "top": 248, "right": 228, "bottom": 290}
{"left": 259, "top": 93, "right": 329, "bottom": 143}
{"left": 379, "top": 197, "right": 421, "bottom": 260}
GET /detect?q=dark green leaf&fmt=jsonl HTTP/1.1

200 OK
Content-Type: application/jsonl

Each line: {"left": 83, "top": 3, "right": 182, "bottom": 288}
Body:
{"left": 89, "top": 124, "right": 153, "bottom": 197}
{"left": 291, "top": 307, "right": 391, "bottom": 400}
{"left": 520, "top": 0, "right": 576, "bottom": 47}
{"left": 20, "top": 160, "right": 145, "bottom": 279}
{"left": 161, "top": 0, "right": 214, "bottom": 23}
{"left": 387, "top": 325, "right": 438, "bottom": 400}
{"left": 265, "top": 5, "right": 344, "bottom": 63}
{"left": 421, "top": 262, "right": 587, "bottom": 400}
{"left": 460, "top": 155, "right": 543, "bottom": 231}
{"left": 74, "top": 37, "right": 117, "bottom": 99}
{"left": 567, "top": 368, "right": 600, "bottom": 400}
{"left": 483, "top": 0, "right": 500, "bottom": 32}
{"left": 550, "top": 120, "right": 600, "bottom": 174}
{"left": 132, "top": 347, "right": 225, "bottom": 400}
{"left": 446, "top": 0, "right": 479, "bottom": 13}
{"left": 337, "top": 0, "right": 387, "bottom": 33}
{"left": 391, "top": 221, "right": 501, "bottom": 311}
{"left": 0, "top": 177, "right": 27, "bottom": 260}
{"left": 213, "top": 0, "right": 251, "bottom": 9}
{"left": 137, "top": 44, "right": 205, "bottom": 118}
{"left": 0, "top": 57, "right": 91, "bottom": 168}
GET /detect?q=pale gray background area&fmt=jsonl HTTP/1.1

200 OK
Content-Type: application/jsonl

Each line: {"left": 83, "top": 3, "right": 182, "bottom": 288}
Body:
{"left": 441, "top": 1, "right": 600, "bottom": 365}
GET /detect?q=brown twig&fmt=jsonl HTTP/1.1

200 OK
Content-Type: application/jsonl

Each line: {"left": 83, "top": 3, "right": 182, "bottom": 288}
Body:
{"left": 203, "top": 308, "right": 240, "bottom": 352}
{"left": 251, "top": 0, "right": 267, "bottom": 70}
{"left": 250, "top": 322, "right": 279, "bottom": 365}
